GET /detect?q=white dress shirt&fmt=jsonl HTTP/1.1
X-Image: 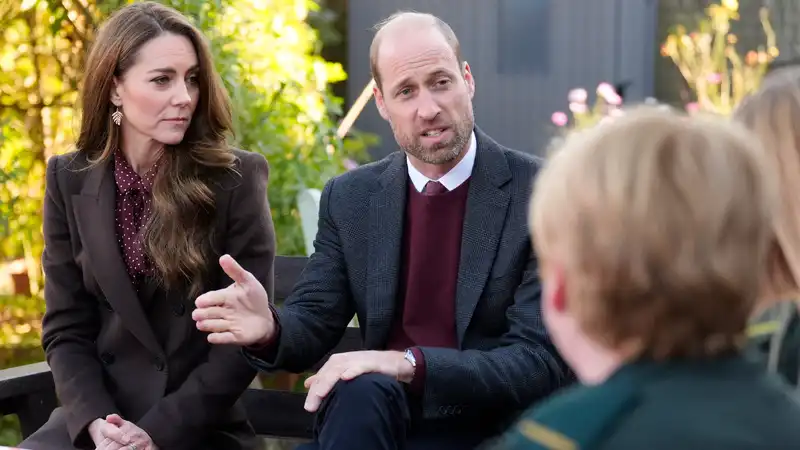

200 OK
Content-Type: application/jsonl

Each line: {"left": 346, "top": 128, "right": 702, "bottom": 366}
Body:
{"left": 406, "top": 131, "right": 477, "bottom": 193}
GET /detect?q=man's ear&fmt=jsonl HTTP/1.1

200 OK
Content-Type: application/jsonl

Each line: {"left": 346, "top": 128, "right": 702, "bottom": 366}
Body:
{"left": 463, "top": 61, "right": 475, "bottom": 99}
{"left": 110, "top": 77, "right": 122, "bottom": 107}
{"left": 373, "top": 81, "right": 389, "bottom": 121}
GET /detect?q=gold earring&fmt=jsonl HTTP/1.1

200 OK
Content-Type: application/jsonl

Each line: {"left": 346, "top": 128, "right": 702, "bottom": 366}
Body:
{"left": 112, "top": 107, "right": 123, "bottom": 126}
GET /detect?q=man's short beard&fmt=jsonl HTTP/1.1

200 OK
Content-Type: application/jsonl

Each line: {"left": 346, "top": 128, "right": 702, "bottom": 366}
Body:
{"left": 400, "top": 117, "right": 473, "bottom": 165}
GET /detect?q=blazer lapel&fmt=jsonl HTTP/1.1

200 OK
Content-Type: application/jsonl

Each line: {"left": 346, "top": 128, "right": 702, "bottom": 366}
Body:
{"left": 138, "top": 276, "right": 161, "bottom": 307}
{"left": 455, "top": 129, "right": 512, "bottom": 345}
{"left": 72, "top": 161, "right": 163, "bottom": 357}
{"left": 365, "top": 154, "right": 407, "bottom": 348}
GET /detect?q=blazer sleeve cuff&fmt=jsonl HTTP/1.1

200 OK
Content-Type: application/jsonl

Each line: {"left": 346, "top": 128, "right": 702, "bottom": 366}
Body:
{"left": 69, "top": 404, "right": 119, "bottom": 449}
{"left": 244, "top": 303, "right": 282, "bottom": 361}
{"left": 408, "top": 347, "right": 427, "bottom": 393}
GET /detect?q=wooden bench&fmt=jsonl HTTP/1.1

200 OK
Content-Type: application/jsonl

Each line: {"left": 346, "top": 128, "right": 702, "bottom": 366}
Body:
{"left": 0, "top": 255, "right": 362, "bottom": 442}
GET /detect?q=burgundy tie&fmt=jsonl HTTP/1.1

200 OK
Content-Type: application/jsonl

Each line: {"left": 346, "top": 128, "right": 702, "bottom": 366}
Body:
{"left": 423, "top": 181, "right": 448, "bottom": 196}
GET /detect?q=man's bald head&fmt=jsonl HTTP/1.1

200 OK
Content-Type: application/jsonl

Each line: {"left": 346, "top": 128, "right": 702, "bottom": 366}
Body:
{"left": 369, "top": 11, "right": 463, "bottom": 91}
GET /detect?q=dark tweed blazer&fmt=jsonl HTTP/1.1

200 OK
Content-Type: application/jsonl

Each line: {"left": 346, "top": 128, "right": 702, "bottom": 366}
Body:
{"left": 245, "top": 127, "right": 572, "bottom": 428}
{"left": 20, "top": 149, "right": 275, "bottom": 450}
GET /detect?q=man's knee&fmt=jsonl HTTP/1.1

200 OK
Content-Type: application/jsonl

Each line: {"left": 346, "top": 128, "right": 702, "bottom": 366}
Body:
{"left": 328, "top": 372, "right": 405, "bottom": 406}
{"left": 315, "top": 373, "right": 410, "bottom": 445}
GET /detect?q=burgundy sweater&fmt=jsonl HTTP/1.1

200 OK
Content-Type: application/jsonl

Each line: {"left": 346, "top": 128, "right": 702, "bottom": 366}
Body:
{"left": 251, "top": 177, "right": 471, "bottom": 393}
{"left": 385, "top": 177, "right": 471, "bottom": 391}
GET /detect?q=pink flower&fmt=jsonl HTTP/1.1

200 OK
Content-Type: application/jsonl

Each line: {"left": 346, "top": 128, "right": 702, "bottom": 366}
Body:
{"left": 706, "top": 73, "right": 722, "bottom": 84}
{"left": 568, "top": 88, "right": 588, "bottom": 103}
{"left": 685, "top": 102, "right": 700, "bottom": 113}
{"left": 551, "top": 111, "right": 569, "bottom": 127}
{"left": 569, "top": 102, "right": 588, "bottom": 114}
{"left": 596, "top": 82, "right": 616, "bottom": 97}
{"left": 597, "top": 82, "right": 622, "bottom": 105}
{"left": 343, "top": 158, "right": 359, "bottom": 171}
{"left": 604, "top": 93, "right": 623, "bottom": 105}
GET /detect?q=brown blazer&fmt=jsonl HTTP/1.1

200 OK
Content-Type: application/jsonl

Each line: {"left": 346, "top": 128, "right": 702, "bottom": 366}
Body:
{"left": 20, "top": 149, "right": 276, "bottom": 450}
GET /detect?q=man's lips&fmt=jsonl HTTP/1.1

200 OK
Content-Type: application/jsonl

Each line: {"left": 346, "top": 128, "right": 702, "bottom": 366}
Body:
{"left": 421, "top": 127, "right": 449, "bottom": 137}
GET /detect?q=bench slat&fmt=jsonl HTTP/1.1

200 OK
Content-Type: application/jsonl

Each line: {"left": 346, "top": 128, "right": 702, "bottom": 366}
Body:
{"left": 242, "top": 389, "right": 311, "bottom": 439}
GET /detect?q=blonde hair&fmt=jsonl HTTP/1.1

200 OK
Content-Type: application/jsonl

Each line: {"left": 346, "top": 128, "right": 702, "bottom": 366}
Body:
{"left": 530, "top": 107, "right": 776, "bottom": 360}
{"left": 733, "top": 69, "right": 800, "bottom": 304}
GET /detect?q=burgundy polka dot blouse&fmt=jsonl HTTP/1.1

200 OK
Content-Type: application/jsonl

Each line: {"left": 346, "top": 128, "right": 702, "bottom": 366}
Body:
{"left": 113, "top": 150, "right": 160, "bottom": 286}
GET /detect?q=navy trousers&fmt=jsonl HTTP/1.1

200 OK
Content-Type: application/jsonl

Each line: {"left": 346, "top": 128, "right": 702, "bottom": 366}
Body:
{"left": 295, "top": 373, "right": 492, "bottom": 450}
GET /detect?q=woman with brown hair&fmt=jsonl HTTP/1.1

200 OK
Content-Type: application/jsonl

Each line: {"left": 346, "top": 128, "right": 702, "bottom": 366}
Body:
{"left": 19, "top": 2, "right": 275, "bottom": 450}
{"left": 733, "top": 68, "right": 800, "bottom": 388}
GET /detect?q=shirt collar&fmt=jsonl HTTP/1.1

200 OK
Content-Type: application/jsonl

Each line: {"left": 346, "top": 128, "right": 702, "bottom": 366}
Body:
{"left": 113, "top": 149, "right": 160, "bottom": 194}
{"left": 407, "top": 130, "right": 477, "bottom": 193}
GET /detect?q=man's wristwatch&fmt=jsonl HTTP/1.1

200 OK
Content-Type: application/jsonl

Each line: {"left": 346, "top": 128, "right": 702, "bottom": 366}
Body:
{"left": 402, "top": 348, "right": 416, "bottom": 382}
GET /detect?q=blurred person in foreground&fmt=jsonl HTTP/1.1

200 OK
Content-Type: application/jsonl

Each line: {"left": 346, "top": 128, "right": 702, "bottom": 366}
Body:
{"left": 192, "top": 10, "right": 572, "bottom": 450}
{"left": 487, "top": 107, "right": 800, "bottom": 449}
{"left": 19, "top": 2, "right": 275, "bottom": 450}
{"left": 734, "top": 67, "right": 800, "bottom": 389}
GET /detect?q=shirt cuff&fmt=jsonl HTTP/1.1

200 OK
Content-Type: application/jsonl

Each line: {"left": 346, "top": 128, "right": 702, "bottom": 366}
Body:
{"left": 244, "top": 303, "right": 281, "bottom": 358}
{"left": 408, "top": 347, "right": 426, "bottom": 393}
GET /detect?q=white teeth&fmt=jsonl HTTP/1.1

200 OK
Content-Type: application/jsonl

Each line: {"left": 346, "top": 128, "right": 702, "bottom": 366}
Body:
{"left": 423, "top": 129, "right": 443, "bottom": 137}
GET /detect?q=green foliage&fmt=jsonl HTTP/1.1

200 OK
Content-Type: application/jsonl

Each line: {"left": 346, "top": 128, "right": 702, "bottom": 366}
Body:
{"left": 0, "top": 416, "right": 21, "bottom": 448}
{"left": 178, "top": 0, "right": 377, "bottom": 254}
{"left": 0, "top": 295, "right": 44, "bottom": 367}
{"left": 0, "top": 294, "right": 45, "bottom": 446}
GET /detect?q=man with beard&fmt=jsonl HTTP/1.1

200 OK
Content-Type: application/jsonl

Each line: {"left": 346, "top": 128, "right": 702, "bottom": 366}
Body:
{"left": 191, "top": 11, "right": 572, "bottom": 450}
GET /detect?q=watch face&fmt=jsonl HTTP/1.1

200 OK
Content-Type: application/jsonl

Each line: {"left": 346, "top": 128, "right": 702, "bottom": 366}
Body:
{"left": 405, "top": 349, "right": 416, "bottom": 365}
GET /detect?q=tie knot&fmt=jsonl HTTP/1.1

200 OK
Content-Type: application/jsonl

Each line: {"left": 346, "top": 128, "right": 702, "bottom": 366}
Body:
{"left": 423, "top": 181, "right": 448, "bottom": 196}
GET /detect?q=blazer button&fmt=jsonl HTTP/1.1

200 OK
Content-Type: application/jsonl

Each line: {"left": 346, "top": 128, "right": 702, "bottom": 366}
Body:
{"left": 154, "top": 357, "right": 165, "bottom": 371}
{"left": 172, "top": 302, "right": 186, "bottom": 316}
{"left": 100, "top": 352, "right": 115, "bottom": 365}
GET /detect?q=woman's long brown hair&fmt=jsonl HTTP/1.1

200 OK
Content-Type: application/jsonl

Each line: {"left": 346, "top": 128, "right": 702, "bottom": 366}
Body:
{"left": 733, "top": 68, "right": 800, "bottom": 305}
{"left": 78, "top": 2, "right": 236, "bottom": 296}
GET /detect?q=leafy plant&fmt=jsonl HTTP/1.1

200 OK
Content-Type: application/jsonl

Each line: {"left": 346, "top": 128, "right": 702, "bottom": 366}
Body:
{"left": 660, "top": 0, "right": 779, "bottom": 116}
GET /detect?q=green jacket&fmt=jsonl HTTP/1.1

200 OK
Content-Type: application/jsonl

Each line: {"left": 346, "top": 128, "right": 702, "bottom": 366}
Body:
{"left": 485, "top": 355, "right": 800, "bottom": 449}
{"left": 747, "top": 301, "right": 800, "bottom": 387}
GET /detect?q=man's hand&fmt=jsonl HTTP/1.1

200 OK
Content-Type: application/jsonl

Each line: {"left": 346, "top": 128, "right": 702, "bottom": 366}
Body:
{"left": 192, "top": 254, "right": 275, "bottom": 346}
{"left": 88, "top": 418, "right": 129, "bottom": 448}
{"left": 303, "top": 350, "right": 414, "bottom": 413}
